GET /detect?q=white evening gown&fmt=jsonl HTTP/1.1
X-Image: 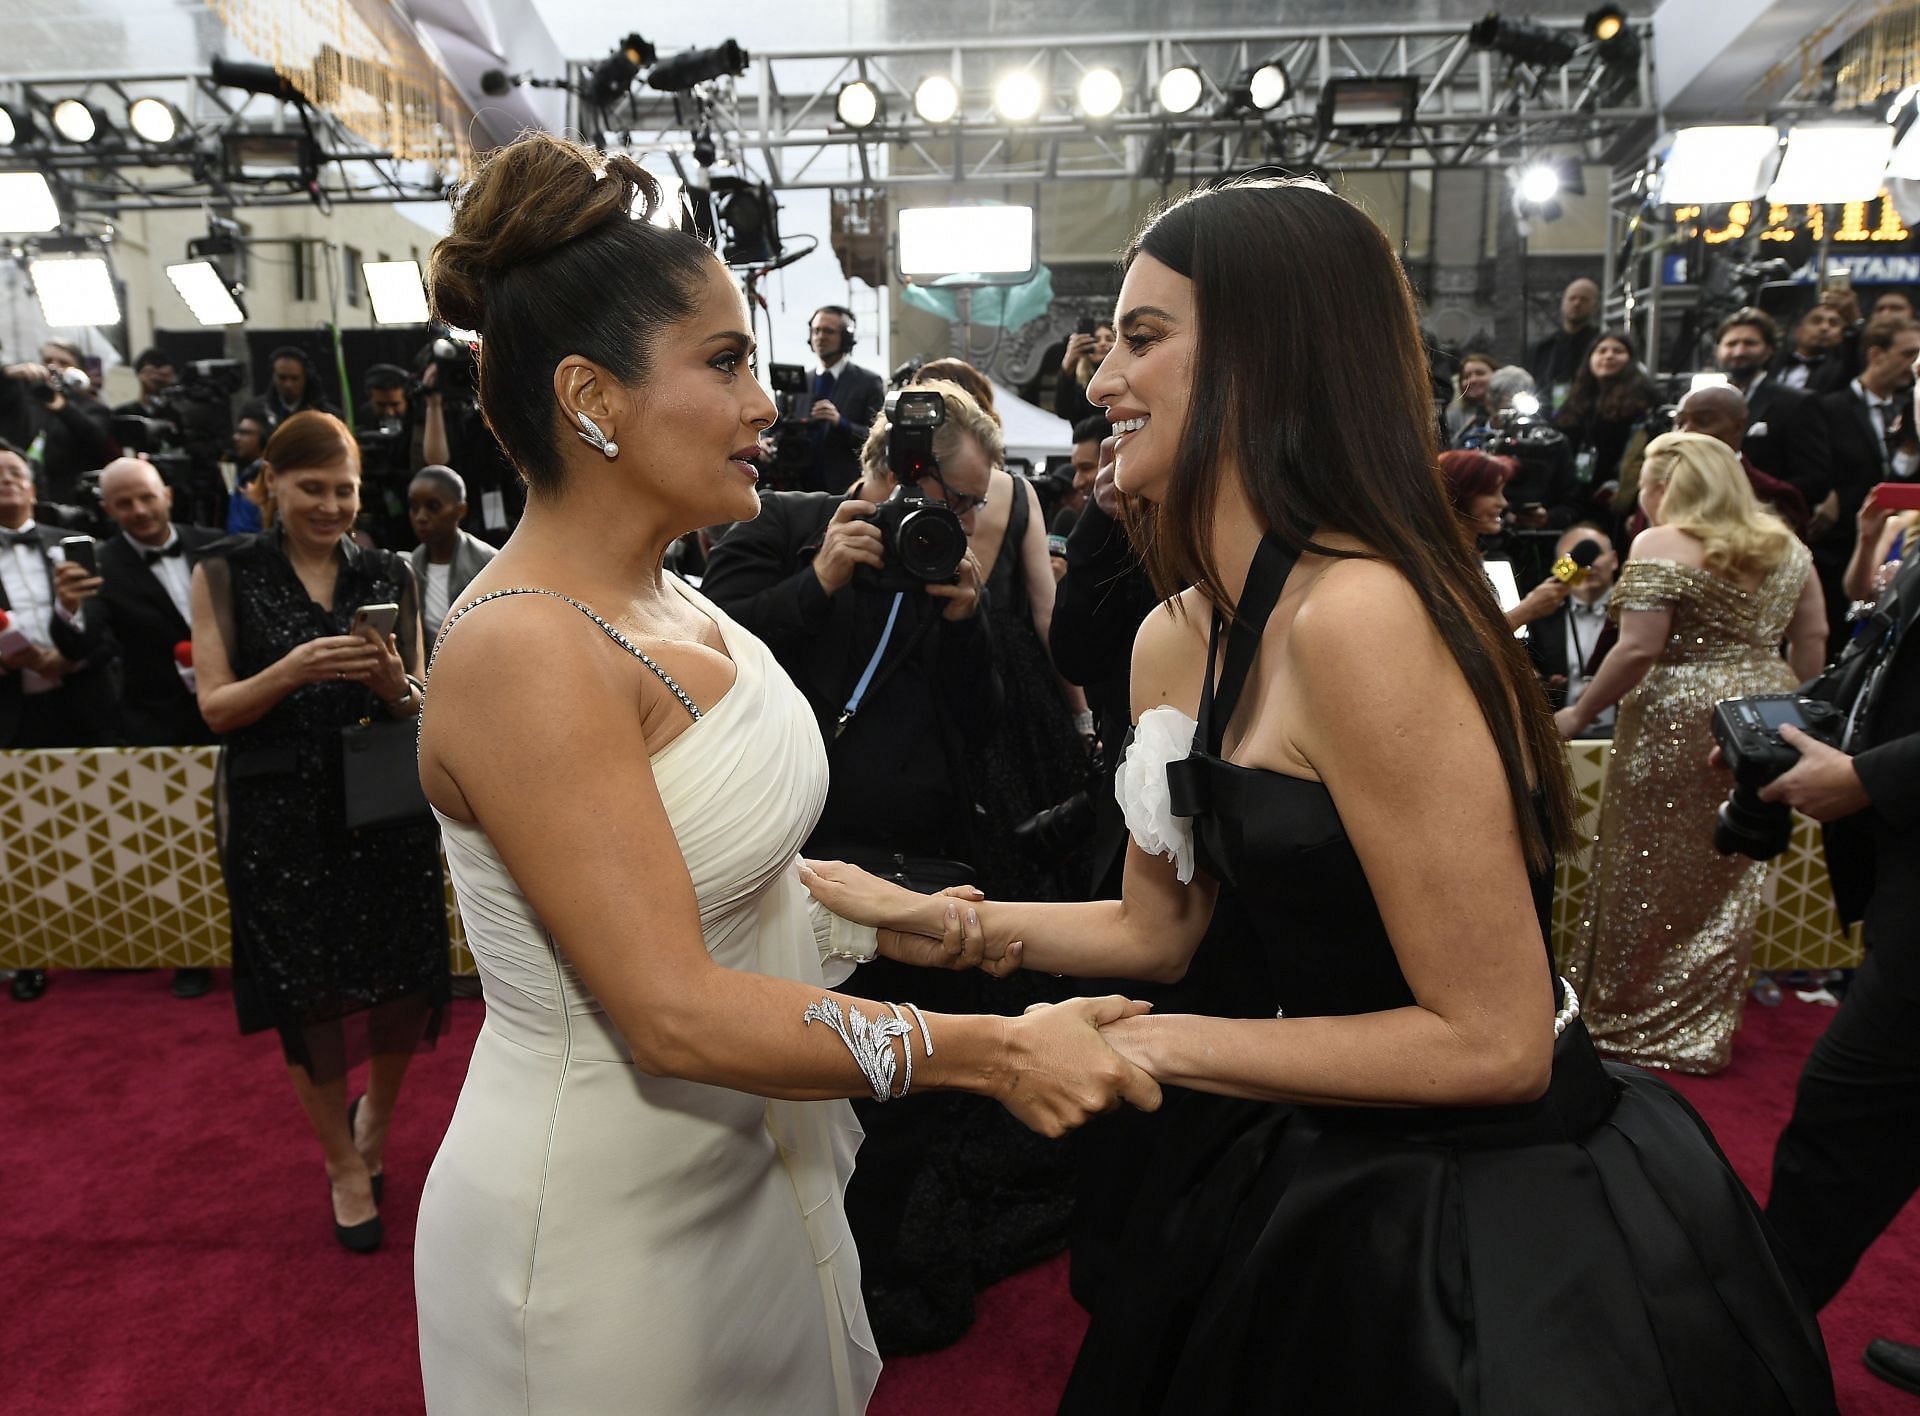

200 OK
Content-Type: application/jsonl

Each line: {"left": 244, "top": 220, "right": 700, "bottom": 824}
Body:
{"left": 415, "top": 576, "right": 881, "bottom": 1414}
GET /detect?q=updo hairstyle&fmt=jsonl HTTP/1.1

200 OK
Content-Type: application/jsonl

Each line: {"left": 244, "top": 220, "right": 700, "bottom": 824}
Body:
{"left": 429, "top": 132, "right": 716, "bottom": 493}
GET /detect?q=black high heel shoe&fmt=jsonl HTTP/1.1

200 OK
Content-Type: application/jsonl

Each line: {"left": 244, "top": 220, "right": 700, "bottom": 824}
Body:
{"left": 347, "top": 1096, "right": 384, "bottom": 1206}
{"left": 329, "top": 1179, "right": 383, "bottom": 1253}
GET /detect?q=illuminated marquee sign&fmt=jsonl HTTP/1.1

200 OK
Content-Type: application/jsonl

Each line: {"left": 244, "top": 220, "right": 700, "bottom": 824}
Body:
{"left": 1671, "top": 194, "right": 1911, "bottom": 246}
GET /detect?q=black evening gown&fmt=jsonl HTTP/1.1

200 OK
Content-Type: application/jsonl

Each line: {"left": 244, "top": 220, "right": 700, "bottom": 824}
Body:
{"left": 1061, "top": 535, "right": 1836, "bottom": 1415}
{"left": 204, "top": 527, "right": 449, "bottom": 1081}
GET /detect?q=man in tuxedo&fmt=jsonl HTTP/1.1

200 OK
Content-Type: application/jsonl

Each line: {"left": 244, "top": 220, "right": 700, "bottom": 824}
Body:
{"left": 1524, "top": 523, "right": 1619, "bottom": 730}
{"left": 1815, "top": 314, "right": 1920, "bottom": 649}
{"left": 0, "top": 443, "right": 114, "bottom": 1002}
{"left": 801, "top": 306, "right": 886, "bottom": 494}
{"left": 1756, "top": 546, "right": 1920, "bottom": 1389}
{"left": 92, "top": 456, "right": 223, "bottom": 998}
{"left": 1773, "top": 302, "right": 1851, "bottom": 395}
{"left": 1716, "top": 307, "right": 1834, "bottom": 510}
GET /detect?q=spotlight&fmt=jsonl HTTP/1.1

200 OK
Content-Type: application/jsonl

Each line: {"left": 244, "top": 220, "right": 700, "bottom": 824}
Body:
{"left": 1157, "top": 66, "right": 1204, "bottom": 115}
{"left": 994, "top": 70, "right": 1044, "bottom": 123}
{"left": 1518, "top": 163, "right": 1562, "bottom": 206}
{"left": 1511, "top": 391, "right": 1541, "bottom": 417}
{"left": 1468, "top": 13, "right": 1578, "bottom": 70}
{"left": 165, "top": 261, "right": 247, "bottom": 325}
{"left": 209, "top": 57, "right": 302, "bottom": 102}
{"left": 1585, "top": 6, "right": 1627, "bottom": 43}
{"left": 1244, "top": 62, "right": 1289, "bottom": 111}
{"left": 587, "top": 33, "right": 657, "bottom": 107}
{"left": 1317, "top": 77, "right": 1419, "bottom": 132}
{"left": 0, "top": 103, "right": 32, "bottom": 146}
{"left": 836, "top": 80, "right": 881, "bottom": 129}
{"left": 363, "top": 261, "right": 430, "bottom": 324}
{"left": 29, "top": 251, "right": 121, "bottom": 326}
{"left": 127, "top": 97, "right": 179, "bottom": 145}
{"left": 713, "top": 176, "right": 781, "bottom": 265}
{"left": 1658, "top": 126, "right": 1781, "bottom": 204}
{"left": 645, "top": 40, "right": 750, "bottom": 94}
{"left": 50, "top": 99, "right": 101, "bottom": 145}
{"left": 0, "top": 171, "right": 61, "bottom": 233}
{"left": 914, "top": 74, "right": 961, "bottom": 124}
{"left": 1768, "top": 123, "right": 1895, "bottom": 205}
{"left": 1077, "top": 68, "right": 1124, "bottom": 119}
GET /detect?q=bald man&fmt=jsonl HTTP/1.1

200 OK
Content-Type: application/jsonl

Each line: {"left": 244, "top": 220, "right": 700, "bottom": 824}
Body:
{"left": 1528, "top": 277, "right": 1601, "bottom": 414}
{"left": 94, "top": 458, "right": 222, "bottom": 749}
{"left": 1672, "top": 385, "right": 1812, "bottom": 540}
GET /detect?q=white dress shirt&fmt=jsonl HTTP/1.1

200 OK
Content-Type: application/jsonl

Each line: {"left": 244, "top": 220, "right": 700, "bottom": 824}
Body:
{"left": 0, "top": 522, "right": 76, "bottom": 694}
{"left": 421, "top": 560, "right": 453, "bottom": 633}
{"left": 1563, "top": 588, "right": 1615, "bottom": 732}
{"left": 1852, "top": 379, "right": 1919, "bottom": 481}
{"left": 127, "top": 528, "right": 194, "bottom": 626}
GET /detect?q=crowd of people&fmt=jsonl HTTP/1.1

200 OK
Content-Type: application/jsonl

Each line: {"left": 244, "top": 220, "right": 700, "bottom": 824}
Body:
{"left": 5, "top": 134, "right": 1920, "bottom": 1409}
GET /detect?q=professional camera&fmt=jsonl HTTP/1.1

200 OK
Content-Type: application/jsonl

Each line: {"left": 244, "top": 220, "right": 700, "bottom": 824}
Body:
{"left": 28, "top": 365, "right": 92, "bottom": 405}
{"left": 415, "top": 336, "right": 476, "bottom": 404}
{"left": 112, "top": 359, "right": 247, "bottom": 527}
{"left": 759, "top": 362, "right": 814, "bottom": 490}
{"left": 858, "top": 388, "right": 967, "bottom": 593}
{"left": 1709, "top": 693, "right": 1845, "bottom": 859}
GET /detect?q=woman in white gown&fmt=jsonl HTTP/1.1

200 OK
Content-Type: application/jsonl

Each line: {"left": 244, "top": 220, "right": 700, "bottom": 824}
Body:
{"left": 410, "top": 133, "right": 1159, "bottom": 1415}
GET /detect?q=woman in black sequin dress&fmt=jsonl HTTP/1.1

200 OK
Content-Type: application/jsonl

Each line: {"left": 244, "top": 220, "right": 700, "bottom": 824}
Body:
{"left": 191, "top": 411, "right": 448, "bottom": 1252}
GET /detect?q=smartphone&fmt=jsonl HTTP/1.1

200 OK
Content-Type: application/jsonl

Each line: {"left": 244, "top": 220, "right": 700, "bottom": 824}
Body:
{"left": 351, "top": 602, "right": 400, "bottom": 640}
{"left": 1824, "top": 268, "right": 1853, "bottom": 293}
{"left": 1075, "top": 317, "right": 1098, "bottom": 337}
{"left": 1870, "top": 481, "right": 1920, "bottom": 512}
{"left": 58, "top": 536, "right": 97, "bottom": 575}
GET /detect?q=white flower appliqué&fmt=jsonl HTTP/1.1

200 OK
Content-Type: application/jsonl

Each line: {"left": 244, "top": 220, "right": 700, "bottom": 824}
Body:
{"left": 1115, "top": 704, "right": 1200, "bottom": 884}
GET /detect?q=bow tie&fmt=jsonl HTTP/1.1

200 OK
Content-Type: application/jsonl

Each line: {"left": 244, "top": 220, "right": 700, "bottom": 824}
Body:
{"left": 0, "top": 529, "right": 38, "bottom": 548}
{"left": 143, "top": 542, "right": 184, "bottom": 565}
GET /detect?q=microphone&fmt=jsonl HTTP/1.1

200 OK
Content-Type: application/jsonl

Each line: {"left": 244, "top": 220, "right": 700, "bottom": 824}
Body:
{"left": 1551, "top": 538, "right": 1602, "bottom": 587}
{"left": 173, "top": 640, "right": 197, "bottom": 694}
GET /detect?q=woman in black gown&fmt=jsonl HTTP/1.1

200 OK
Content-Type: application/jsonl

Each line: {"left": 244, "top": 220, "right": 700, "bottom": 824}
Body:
{"left": 802, "top": 178, "right": 1836, "bottom": 1412}
{"left": 192, "top": 411, "right": 449, "bottom": 1253}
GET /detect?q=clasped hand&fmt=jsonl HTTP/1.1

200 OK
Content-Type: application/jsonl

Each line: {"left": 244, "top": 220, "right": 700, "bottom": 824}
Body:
{"left": 285, "top": 630, "right": 407, "bottom": 700}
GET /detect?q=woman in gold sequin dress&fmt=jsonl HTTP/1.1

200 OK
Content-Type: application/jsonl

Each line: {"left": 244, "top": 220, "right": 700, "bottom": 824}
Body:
{"left": 1556, "top": 432, "right": 1827, "bottom": 1073}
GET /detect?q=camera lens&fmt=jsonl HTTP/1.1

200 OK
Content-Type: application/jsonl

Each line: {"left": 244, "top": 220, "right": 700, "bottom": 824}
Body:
{"left": 1712, "top": 784, "right": 1794, "bottom": 860}
{"left": 894, "top": 507, "right": 968, "bottom": 582}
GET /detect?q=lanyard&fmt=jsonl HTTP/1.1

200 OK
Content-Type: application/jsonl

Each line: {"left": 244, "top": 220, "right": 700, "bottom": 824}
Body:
{"left": 836, "top": 592, "right": 905, "bottom": 737}
{"left": 1567, "top": 600, "right": 1602, "bottom": 675}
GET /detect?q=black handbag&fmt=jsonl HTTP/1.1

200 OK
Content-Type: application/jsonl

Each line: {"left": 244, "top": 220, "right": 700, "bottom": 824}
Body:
{"left": 340, "top": 716, "right": 432, "bottom": 831}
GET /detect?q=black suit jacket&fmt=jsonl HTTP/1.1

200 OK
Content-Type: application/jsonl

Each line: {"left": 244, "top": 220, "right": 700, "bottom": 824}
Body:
{"left": 1771, "top": 351, "right": 1851, "bottom": 397}
{"left": 803, "top": 362, "right": 887, "bottom": 494}
{"left": 92, "top": 525, "right": 223, "bottom": 746}
{"left": 0, "top": 524, "right": 117, "bottom": 746}
{"left": 1817, "top": 388, "right": 1909, "bottom": 535}
{"left": 1744, "top": 376, "right": 1835, "bottom": 506}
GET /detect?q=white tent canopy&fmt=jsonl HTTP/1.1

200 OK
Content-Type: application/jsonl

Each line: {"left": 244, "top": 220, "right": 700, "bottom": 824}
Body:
{"left": 991, "top": 379, "right": 1077, "bottom": 468}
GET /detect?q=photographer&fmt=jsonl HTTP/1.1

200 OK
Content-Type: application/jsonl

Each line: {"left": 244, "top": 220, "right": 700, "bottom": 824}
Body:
{"left": 1, "top": 342, "right": 115, "bottom": 505}
{"left": 113, "top": 348, "right": 178, "bottom": 420}
{"left": 355, "top": 364, "right": 420, "bottom": 547}
{"left": 1759, "top": 548, "right": 1920, "bottom": 1364}
{"left": 703, "top": 379, "right": 1000, "bottom": 868}
{"left": 243, "top": 346, "right": 340, "bottom": 430}
{"left": 1471, "top": 366, "right": 1581, "bottom": 530}
{"left": 418, "top": 341, "right": 521, "bottom": 542}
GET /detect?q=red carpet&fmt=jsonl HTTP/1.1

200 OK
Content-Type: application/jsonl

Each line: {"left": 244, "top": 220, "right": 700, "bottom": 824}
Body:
{"left": 1, "top": 974, "right": 1915, "bottom": 1415}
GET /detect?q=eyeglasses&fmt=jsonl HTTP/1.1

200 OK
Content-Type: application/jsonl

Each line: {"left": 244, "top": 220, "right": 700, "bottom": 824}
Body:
{"left": 917, "top": 460, "right": 988, "bottom": 516}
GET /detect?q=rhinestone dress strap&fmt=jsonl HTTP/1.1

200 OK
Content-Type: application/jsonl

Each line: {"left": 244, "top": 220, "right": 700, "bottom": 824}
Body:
{"left": 430, "top": 587, "right": 703, "bottom": 720}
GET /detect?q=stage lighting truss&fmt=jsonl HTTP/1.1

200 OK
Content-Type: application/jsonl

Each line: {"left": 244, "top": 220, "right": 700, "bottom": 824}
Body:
{"left": 575, "top": 18, "right": 1654, "bottom": 194}
{"left": 0, "top": 72, "right": 460, "bottom": 217}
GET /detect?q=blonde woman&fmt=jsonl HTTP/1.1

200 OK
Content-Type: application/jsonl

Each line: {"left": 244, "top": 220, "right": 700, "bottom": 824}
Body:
{"left": 1558, "top": 431, "right": 1826, "bottom": 1073}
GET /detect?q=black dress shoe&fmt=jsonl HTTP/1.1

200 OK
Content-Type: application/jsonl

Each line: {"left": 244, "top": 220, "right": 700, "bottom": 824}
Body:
{"left": 347, "top": 1096, "right": 384, "bottom": 1205}
{"left": 329, "top": 1177, "right": 382, "bottom": 1254}
{"left": 169, "top": 967, "right": 213, "bottom": 999}
{"left": 1864, "top": 1339, "right": 1920, "bottom": 1396}
{"left": 9, "top": 969, "right": 47, "bottom": 1002}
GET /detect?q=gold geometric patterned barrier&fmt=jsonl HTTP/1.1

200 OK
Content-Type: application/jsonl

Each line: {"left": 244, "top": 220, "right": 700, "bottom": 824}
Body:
{"left": 1551, "top": 740, "right": 1862, "bottom": 976}
{"left": 0, "top": 748, "right": 474, "bottom": 974}
{"left": 0, "top": 744, "right": 1862, "bottom": 977}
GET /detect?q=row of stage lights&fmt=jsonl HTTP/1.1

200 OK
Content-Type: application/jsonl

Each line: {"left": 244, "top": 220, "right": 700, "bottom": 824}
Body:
{"left": 0, "top": 94, "right": 184, "bottom": 149}
{"left": 831, "top": 59, "right": 1291, "bottom": 130}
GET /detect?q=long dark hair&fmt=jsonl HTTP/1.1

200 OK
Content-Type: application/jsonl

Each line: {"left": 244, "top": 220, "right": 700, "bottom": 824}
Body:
{"left": 1120, "top": 177, "right": 1575, "bottom": 867}
{"left": 1556, "top": 330, "right": 1656, "bottom": 427}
